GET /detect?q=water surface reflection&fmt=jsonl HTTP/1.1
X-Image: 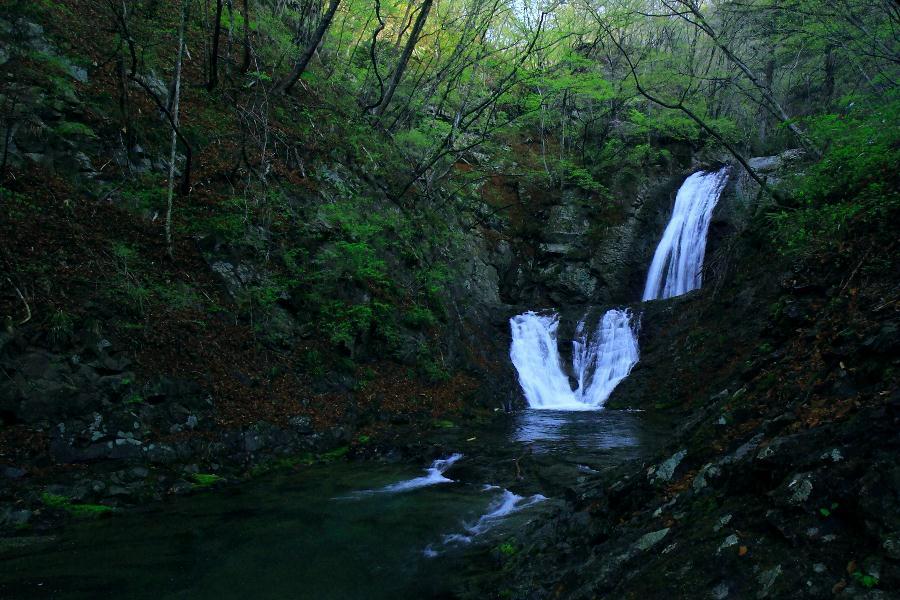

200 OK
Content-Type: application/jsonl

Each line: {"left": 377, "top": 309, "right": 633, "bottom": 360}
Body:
{"left": 510, "top": 409, "right": 644, "bottom": 454}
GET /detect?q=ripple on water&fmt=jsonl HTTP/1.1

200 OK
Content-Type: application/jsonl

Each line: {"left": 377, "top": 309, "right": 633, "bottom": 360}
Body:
{"left": 510, "top": 409, "right": 642, "bottom": 454}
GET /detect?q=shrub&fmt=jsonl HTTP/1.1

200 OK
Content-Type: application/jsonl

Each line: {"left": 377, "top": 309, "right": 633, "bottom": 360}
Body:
{"left": 54, "top": 121, "right": 97, "bottom": 138}
{"left": 48, "top": 309, "right": 74, "bottom": 344}
{"left": 771, "top": 92, "right": 900, "bottom": 257}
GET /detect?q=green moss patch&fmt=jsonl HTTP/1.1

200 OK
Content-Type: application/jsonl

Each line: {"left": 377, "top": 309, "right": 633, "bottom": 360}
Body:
{"left": 40, "top": 492, "right": 115, "bottom": 518}
{"left": 191, "top": 473, "right": 225, "bottom": 487}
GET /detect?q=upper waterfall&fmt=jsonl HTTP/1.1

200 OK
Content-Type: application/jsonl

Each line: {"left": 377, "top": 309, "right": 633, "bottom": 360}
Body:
{"left": 642, "top": 167, "right": 730, "bottom": 301}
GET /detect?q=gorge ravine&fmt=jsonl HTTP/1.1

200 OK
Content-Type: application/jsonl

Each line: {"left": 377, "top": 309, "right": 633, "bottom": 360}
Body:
{"left": 509, "top": 166, "right": 731, "bottom": 412}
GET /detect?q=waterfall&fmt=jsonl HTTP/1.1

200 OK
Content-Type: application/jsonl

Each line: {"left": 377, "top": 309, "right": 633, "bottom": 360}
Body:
{"left": 576, "top": 309, "right": 641, "bottom": 406}
{"left": 642, "top": 167, "right": 731, "bottom": 300}
{"left": 509, "top": 312, "right": 578, "bottom": 409}
{"left": 510, "top": 166, "right": 730, "bottom": 410}
{"left": 509, "top": 310, "right": 639, "bottom": 410}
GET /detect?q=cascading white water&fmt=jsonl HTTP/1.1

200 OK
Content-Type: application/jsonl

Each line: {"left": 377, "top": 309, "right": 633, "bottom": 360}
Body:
{"left": 379, "top": 453, "right": 463, "bottom": 492}
{"left": 345, "top": 454, "right": 463, "bottom": 496}
{"left": 575, "top": 309, "right": 641, "bottom": 405}
{"left": 442, "top": 490, "right": 547, "bottom": 545}
{"left": 509, "top": 312, "right": 580, "bottom": 409}
{"left": 509, "top": 309, "right": 639, "bottom": 410}
{"left": 510, "top": 166, "right": 730, "bottom": 411}
{"left": 642, "top": 167, "right": 731, "bottom": 300}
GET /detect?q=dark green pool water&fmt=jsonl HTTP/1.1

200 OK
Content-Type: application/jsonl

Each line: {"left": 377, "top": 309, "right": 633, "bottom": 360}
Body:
{"left": 0, "top": 410, "right": 663, "bottom": 599}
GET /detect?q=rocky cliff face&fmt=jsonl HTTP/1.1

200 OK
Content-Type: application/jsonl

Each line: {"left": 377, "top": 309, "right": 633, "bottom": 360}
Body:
{"left": 447, "top": 150, "right": 808, "bottom": 422}
{"left": 487, "top": 176, "right": 685, "bottom": 308}
{"left": 464, "top": 154, "right": 900, "bottom": 599}
{"left": 481, "top": 151, "right": 788, "bottom": 314}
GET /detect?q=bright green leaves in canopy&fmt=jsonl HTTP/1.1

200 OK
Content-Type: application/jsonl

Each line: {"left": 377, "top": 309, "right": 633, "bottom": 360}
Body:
{"left": 545, "top": 70, "right": 614, "bottom": 101}
{"left": 544, "top": 53, "right": 614, "bottom": 101}
{"left": 395, "top": 121, "right": 454, "bottom": 158}
{"left": 627, "top": 108, "right": 701, "bottom": 141}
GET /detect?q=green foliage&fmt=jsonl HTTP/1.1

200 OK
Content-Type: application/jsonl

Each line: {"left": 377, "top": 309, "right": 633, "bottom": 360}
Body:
{"left": 319, "top": 446, "right": 350, "bottom": 461}
{"left": 123, "top": 392, "right": 144, "bottom": 405}
{"left": 403, "top": 306, "right": 437, "bottom": 329}
{"left": 118, "top": 281, "right": 152, "bottom": 316}
{"left": 851, "top": 571, "right": 879, "bottom": 589}
{"left": 154, "top": 282, "right": 203, "bottom": 311}
{"left": 48, "top": 309, "right": 74, "bottom": 344}
{"left": 498, "top": 541, "right": 518, "bottom": 556}
{"left": 106, "top": 242, "right": 210, "bottom": 316}
{"left": 416, "top": 265, "right": 450, "bottom": 308}
{"left": 54, "top": 121, "right": 97, "bottom": 138}
{"left": 187, "top": 197, "right": 248, "bottom": 242}
{"left": 317, "top": 241, "right": 388, "bottom": 287}
{"left": 11, "top": 0, "right": 70, "bottom": 19}
{"left": 246, "top": 282, "right": 284, "bottom": 309}
{"left": 818, "top": 502, "right": 839, "bottom": 517}
{"left": 111, "top": 242, "right": 137, "bottom": 272}
{"left": 557, "top": 159, "right": 607, "bottom": 193}
{"left": 23, "top": 49, "right": 78, "bottom": 97}
{"left": 191, "top": 473, "right": 225, "bottom": 487}
{"left": 395, "top": 121, "right": 453, "bottom": 158}
{"left": 300, "top": 349, "right": 326, "bottom": 379}
{"left": 319, "top": 300, "right": 372, "bottom": 348}
{"left": 113, "top": 176, "right": 168, "bottom": 214}
{"left": 771, "top": 93, "right": 900, "bottom": 256}
{"left": 418, "top": 355, "right": 450, "bottom": 384}
{"left": 246, "top": 70, "right": 272, "bottom": 83}
{"left": 40, "top": 492, "right": 69, "bottom": 508}
{"left": 284, "top": 191, "right": 456, "bottom": 375}
{"left": 0, "top": 187, "right": 35, "bottom": 220}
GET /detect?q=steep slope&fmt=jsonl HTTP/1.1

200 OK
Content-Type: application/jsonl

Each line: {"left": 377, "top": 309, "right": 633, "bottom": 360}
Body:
{"left": 0, "top": 3, "right": 510, "bottom": 529}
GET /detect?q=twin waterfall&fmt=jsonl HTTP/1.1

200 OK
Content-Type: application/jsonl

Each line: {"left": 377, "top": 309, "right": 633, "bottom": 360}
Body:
{"left": 509, "top": 309, "right": 639, "bottom": 410}
{"left": 510, "top": 167, "right": 730, "bottom": 410}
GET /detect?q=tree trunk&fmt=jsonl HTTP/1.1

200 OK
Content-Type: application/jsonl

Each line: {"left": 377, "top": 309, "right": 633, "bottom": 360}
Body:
{"left": 675, "top": 1, "right": 820, "bottom": 156}
{"left": 276, "top": 0, "right": 341, "bottom": 94}
{"left": 240, "top": 0, "right": 251, "bottom": 73}
{"left": 824, "top": 46, "right": 835, "bottom": 106}
{"left": 166, "top": 0, "right": 189, "bottom": 259}
{"left": 759, "top": 57, "right": 775, "bottom": 148}
{"left": 373, "top": 0, "right": 434, "bottom": 118}
{"left": 393, "top": 1, "right": 415, "bottom": 53}
{"left": 207, "top": 0, "right": 224, "bottom": 90}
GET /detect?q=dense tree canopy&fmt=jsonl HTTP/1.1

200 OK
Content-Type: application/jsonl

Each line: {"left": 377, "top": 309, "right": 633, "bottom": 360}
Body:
{"left": 94, "top": 0, "right": 899, "bottom": 201}
{"left": 3, "top": 0, "right": 897, "bottom": 371}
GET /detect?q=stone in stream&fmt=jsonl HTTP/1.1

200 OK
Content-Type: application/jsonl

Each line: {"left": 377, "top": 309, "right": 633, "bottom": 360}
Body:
{"left": 635, "top": 528, "right": 670, "bottom": 551}
{"left": 650, "top": 449, "right": 687, "bottom": 483}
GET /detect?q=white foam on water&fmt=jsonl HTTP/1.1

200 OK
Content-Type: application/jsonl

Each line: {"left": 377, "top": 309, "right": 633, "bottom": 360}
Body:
{"left": 379, "top": 453, "right": 463, "bottom": 493}
{"left": 440, "top": 489, "right": 547, "bottom": 546}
